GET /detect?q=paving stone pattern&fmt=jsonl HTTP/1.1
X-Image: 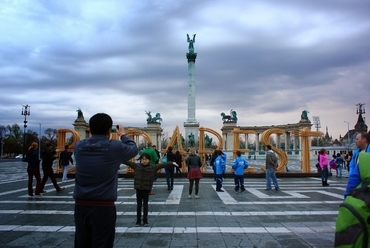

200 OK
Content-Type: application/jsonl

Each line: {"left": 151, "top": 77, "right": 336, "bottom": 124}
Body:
{"left": 0, "top": 161, "right": 345, "bottom": 248}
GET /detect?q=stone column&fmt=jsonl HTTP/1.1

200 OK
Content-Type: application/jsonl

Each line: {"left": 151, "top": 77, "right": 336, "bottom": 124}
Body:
{"left": 255, "top": 133, "right": 260, "bottom": 151}
{"left": 285, "top": 132, "right": 290, "bottom": 151}
{"left": 157, "top": 133, "right": 162, "bottom": 151}
{"left": 184, "top": 44, "right": 199, "bottom": 145}
{"left": 277, "top": 134, "right": 281, "bottom": 149}
{"left": 222, "top": 133, "right": 227, "bottom": 150}
{"left": 293, "top": 136, "right": 298, "bottom": 150}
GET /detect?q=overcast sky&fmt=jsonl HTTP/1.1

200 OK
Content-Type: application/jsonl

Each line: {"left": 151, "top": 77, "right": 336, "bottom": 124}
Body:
{"left": 1, "top": 0, "right": 369, "bottom": 140}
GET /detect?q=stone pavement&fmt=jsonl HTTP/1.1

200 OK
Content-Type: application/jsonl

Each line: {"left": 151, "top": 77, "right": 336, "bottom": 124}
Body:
{"left": 0, "top": 160, "right": 345, "bottom": 248}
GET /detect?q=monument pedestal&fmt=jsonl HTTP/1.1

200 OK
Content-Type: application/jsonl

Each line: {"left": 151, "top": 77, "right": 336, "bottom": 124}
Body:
{"left": 73, "top": 117, "right": 89, "bottom": 140}
{"left": 145, "top": 122, "right": 163, "bottom": 149}
{"left": 221, "top": 121, "right": 237, "bottom": 164}
{"left": 221, "top": 121, "right": 237, "bottom": 151}
{"left": 184, "top": 122, "right": 199, "bottom": 147}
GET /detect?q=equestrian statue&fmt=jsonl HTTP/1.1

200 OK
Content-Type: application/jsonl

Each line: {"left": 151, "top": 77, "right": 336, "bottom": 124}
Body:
{"left": 221, "top": 109, "right": 238, "bottom": 122}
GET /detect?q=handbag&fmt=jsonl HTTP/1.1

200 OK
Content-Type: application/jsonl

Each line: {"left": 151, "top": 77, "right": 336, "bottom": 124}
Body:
{"left": 162, "top": 154, "right": 168, "bottom": 163}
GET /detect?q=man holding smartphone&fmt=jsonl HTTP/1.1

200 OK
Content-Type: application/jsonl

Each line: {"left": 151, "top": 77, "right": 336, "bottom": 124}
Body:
{"left": 73, "top": 113, "right": 138, "bottom": 248}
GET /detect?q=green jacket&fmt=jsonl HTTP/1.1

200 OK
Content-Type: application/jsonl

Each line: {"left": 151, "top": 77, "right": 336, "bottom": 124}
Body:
{"left": 125, "top": 161, "right": 175, "bottom": 191}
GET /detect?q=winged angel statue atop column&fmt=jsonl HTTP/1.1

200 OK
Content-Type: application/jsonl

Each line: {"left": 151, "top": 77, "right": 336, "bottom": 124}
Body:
{"left": 187, "top": 34, "right": 196, "bottom": 53}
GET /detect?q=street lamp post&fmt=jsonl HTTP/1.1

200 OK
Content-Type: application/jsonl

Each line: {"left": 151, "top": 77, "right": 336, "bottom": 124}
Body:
{"left": 21, "top": 105, "right": 30, "bottom": 161}
{"left": 312, "top": 116, "right": 321, "bottom": 146}
{"left": 344, "top": 121, "right": 350, "bottom": 149}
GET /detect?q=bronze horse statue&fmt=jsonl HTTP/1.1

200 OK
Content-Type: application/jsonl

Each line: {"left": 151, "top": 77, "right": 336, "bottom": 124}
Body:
{"left": 221, "top": 109, "right": 237, "bottom": 122}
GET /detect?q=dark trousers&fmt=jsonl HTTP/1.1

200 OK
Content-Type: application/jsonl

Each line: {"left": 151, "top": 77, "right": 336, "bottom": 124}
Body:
{"left": 27, "top": 167, "right": 41, "bottom": 196}
{"left": 165, "top": 168, "right": 174, "bottom": 189}
{"left": 321, "top": 166, "right": 329, "bottom": 182}
{"left": 154, "top": 171, "right": 157, "bottom": 181}
{"left": 189, "top": 179, "right": 200, "bottom": 195}
{"left": 175, "top": 166, "right": 182, "bottom": 175}
{"left": 216, "top": 174, "right": 223, "bottom": 190}
{"left": 74, "top": 205, "right": 116, "bottom": 248}
{"left": 136, "top": 189, "right": 150, "bottom": 222}
{"left": 40, "top": 167, "right": 60, "bottom": 191}
{"left": 234, "top": 175, "right": 245, "bottom": 191}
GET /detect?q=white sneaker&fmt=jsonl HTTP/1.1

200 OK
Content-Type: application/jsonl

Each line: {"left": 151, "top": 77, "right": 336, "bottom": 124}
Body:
{"left": 188, "top": 195, "right": 192, "bottom": 199}
{"left": 195, "top": 195, "right": 200, "bottom": 199}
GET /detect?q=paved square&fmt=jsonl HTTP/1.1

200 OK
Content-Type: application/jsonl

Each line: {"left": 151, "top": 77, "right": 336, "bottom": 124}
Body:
{"left": 0, "top": 161, "right": 343, "bottom": 247}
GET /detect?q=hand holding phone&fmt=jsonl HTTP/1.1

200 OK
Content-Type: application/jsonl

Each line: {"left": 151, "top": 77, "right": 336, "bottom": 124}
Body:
{"left": 111, "top": 125, "right": 118, "bottom": 132}
{"left": 116, "top": 124, "right": 125, "bottom": 137}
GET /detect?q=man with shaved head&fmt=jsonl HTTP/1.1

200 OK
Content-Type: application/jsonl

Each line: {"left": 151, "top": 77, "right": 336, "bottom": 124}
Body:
{"left": 344, "top": 132, "right": 370, "bottom": 197}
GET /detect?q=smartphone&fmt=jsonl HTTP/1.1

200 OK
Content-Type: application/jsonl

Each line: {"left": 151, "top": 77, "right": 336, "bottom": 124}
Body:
{"left": 111, "top": 125, "right": 119, "bottom": 132}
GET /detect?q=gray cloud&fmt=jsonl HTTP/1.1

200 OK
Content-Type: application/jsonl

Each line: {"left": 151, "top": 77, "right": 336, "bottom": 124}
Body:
{"left": 1, "top": 0, "right": 369, "bottom": 139}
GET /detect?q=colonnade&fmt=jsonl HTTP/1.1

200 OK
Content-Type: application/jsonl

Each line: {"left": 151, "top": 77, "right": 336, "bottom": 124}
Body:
{"left": 229, "top": 131, "right": 300, "bottom": 152}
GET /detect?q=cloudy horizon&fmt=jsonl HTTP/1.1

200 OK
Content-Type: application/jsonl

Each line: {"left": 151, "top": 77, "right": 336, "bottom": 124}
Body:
{"left": 1, "top": 0, "right": 369, "bottom": 141}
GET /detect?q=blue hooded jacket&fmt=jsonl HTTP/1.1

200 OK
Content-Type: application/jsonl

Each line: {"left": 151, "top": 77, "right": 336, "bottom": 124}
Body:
{"left": 214, "top": 153, "right": 226, "bottom": 175}
{"left": 344, "top": 144, "right": 370, "bottom": 197}
{"left": 232, "top": 156, "right": 249, "bottom": 175}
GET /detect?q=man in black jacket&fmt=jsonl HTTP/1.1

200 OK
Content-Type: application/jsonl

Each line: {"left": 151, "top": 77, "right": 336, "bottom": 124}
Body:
{"left": 59, "top": 145, "right": 74, "bottom": 182}
{"left": 40, "top": 143, "right": 64, "bottom": 193}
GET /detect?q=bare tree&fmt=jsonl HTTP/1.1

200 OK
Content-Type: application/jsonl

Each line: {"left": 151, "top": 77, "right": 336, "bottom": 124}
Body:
{"left": 6, "top": 124, "right": 22, "bottom": 144}
{"left": 43, "top": 128, "right": 57, "bottom": 148}
{"left": 161, "top": 132, "right": 170, "bottom": 148}
{"left": 44, "top": 128, "right": 57, "bottom": 141}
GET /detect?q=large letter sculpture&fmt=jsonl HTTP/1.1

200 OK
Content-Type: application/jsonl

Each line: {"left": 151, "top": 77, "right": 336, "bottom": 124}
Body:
{"left": 261, "top": 128, "right": 288, "bottom": 172}
{"left": 292, "top": 127, "right": 323, "bottom": 173}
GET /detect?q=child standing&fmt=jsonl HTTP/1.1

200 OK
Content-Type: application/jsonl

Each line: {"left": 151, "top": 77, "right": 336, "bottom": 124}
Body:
{"left": 329, "top": 154, "right": 338, "bottom": 176}
{"left": 125, "top": 153, "right": 178, "bottom": 227}
{"left": 214, "top": 150, "right": 226, "bottom": 192}
{"left": 232, "top": 151, "right": 249, "bottom": 193}
{"left": 335, "top": 153, "right": 344, "bottom": 178}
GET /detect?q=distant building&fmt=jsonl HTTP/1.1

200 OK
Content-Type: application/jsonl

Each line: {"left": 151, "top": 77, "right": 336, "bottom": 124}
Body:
{"left": 332, "top": 139, "right": 341, "bottom": 146}
{"left": 322, "top": 126, "right": 333, "bottom": 146}
{"left": 340, "top": 103, "right": 367, "bottom": 148}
